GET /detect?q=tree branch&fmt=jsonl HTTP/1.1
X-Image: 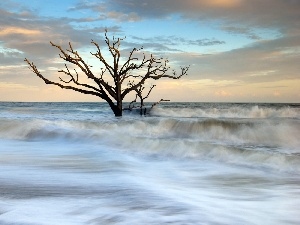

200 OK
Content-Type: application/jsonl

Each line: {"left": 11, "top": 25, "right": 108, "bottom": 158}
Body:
{"left": 24, "top": 58, "right": 103, "bottom": 98}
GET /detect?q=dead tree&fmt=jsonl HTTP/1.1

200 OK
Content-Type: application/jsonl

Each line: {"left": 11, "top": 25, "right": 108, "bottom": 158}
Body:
{"left": 125, "top": 83, "right": 156, "bottom": 115}
{"left": 25, "top": 30, "right": 189, "bottom": 117}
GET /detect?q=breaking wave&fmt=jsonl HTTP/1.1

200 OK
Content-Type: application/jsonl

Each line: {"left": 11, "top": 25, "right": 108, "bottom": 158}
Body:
{"left": 1, "top": 117, "right": 299, "bottom": 172}
{"left": 1, "top": 118, "right": 299, "bottom": 145}
{"left": 150, "top": 104, "right": 300, "bottom": 119}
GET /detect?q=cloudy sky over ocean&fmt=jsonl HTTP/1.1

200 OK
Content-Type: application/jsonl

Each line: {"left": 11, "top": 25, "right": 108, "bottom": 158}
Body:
{"left": 0, "top": 0, "right": 299, "bottom": 102}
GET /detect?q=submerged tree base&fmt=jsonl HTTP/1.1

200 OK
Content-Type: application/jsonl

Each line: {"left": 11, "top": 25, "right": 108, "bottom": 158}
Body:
{"left": 123, "top": 99, "right": 170, "bottom": 116}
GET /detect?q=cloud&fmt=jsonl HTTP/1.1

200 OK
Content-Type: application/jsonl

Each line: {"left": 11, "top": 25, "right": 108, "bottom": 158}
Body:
{"left": 194, "top": 38, "right": 225, "bottom": 46}
{"left": 89, "top": 0, "right": 300, "bottom": 36}
{"left": 0, "top": 7, "right": 119, "bottom": 70}
{"left": 0, "top": 48, "right": 23, "bottom": 65}
{"left": 106, "top": 11, "right": 140, "bottom": 22}
{"left": 69, "top": 1, "right": 141, "bottom": 22}
{"left": 202, "top": 0, "right": 242, "bottom": 8}
{"left": 100, "top": 0, "right": 244, "bottom": 19}
{"left": 222, "top": 26, "right": 261, "bottom": 40}
{"left": 215, "top": 90, "right": 232, "bottom": 97}
{"left": 169, "top": 33, "right": 300, "bottom": 85}
{"left": 273, "top": 91, "right": 281, "bottom": 97}
{"left": 129, "top": 35, "right": 225, "bottom": 52}
{"left": 0, "top": 81, "right": 38, "bottom": 90}
{"left": 66, "top": 0, "right": 300, "bottom": 58}
{"left": 85, "top": 26, "right": 122, "bottom": 33}
{"left": 0, "top": 5, "right": 123, "bottom": 54}
{"left": 68, "top": 1, "right": 106, "bottom": 12}
{"left": 0, "top": 7, "right": 117, "bottom": 94}
{"left": 0, "top": 27, "right": 42, "bottom": 36}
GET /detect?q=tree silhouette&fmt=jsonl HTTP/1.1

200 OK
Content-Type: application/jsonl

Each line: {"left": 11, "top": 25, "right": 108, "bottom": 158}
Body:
{"left": 125, "top": 83, "right": 156, "bottom": 115}
{"left": 25, "top": 31, "right": 189, "bottom": 116}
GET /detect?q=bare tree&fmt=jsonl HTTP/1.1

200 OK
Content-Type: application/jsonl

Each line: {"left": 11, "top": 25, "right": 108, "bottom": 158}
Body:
{"left": 125, "top": 83, "right": 156, "bottom": 115}
{"left": 25, "top": 31, "right": 189, "bottom": 117}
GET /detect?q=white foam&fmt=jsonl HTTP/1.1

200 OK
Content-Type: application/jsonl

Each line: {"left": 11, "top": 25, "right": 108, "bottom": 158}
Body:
{"left": 150, "top": 105, "right": 300, "bottom": 119}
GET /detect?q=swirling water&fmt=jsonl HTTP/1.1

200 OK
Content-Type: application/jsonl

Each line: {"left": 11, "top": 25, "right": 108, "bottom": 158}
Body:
{"left": 0, "top": 102, "right": 299, "bottom": 225}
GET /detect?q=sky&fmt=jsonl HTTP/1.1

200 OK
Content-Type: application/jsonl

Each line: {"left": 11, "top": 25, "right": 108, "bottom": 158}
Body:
{"left": 0, "top": 0, "right": 299, "bottom": 103}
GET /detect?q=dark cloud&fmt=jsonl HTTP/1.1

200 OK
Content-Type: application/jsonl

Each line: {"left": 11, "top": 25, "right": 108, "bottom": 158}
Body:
{"left": 63, "top": 0, "right": 300, "bottom": 61}
{"left": 87, "top": 0, "right": 300, "bottom": 36}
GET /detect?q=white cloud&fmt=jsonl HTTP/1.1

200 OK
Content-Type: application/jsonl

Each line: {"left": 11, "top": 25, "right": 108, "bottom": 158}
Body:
{"left": 0, "top": 27, "right": 42, "bottom": 36}
{"left": 0, "top": 81, "right": 38, "bottom": 90}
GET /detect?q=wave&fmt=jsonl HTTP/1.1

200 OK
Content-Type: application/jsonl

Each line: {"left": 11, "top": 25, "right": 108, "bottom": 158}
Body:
{"left": 1, "top": 117, "right": 299, "bottom": 149}
{"left": 1, "top": 117, "right": 300, "bottom": 172}
{"left": 150, "top": 105, "right": 300, "bottom": 119}
{"left": 1, "top": 118, "right": 299, "bottom": 146}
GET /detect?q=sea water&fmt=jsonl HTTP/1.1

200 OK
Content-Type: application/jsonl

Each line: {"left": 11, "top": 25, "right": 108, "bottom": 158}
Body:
{"left": 0, "top": 102, "right": 299, "bottom": 225}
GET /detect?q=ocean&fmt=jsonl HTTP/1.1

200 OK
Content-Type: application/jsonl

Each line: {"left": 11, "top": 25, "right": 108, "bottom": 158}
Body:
{"left": 0, "top": 102, "right": 299, "bottom": 225}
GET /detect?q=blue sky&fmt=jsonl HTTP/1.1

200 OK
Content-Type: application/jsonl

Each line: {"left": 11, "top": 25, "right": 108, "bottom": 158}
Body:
{"left": 0, "top": 0, "right": 299, "bottom": 102}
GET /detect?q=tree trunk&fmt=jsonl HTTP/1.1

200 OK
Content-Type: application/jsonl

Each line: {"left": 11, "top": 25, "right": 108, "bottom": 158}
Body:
{"left": 139, "top": 98, "right": 144, "bottom": 115}
{"left": 115, "top": 100, "right": 122, "bottom": 117}
{"left": 106, "top": 98, "right": 123, "bottom": 117}
{"left": 109, "top": 102, "right": 122, "bottom": 117}
{"left": 113, "top": 107, "right": 122, "bottom": 117}
{"left": 115, "top": 82, "right": 122, "bottom": 117}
